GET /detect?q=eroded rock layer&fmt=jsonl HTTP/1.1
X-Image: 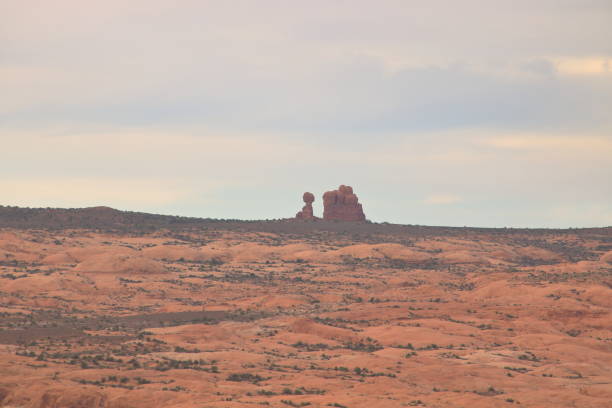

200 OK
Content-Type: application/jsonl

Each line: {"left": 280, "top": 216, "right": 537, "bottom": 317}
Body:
{"left": 323, "top": 185, "right": 366, "bottom": 221}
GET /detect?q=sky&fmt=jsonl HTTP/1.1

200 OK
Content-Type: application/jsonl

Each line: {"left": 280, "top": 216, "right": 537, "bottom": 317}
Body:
{"left": 1, "top": 0, "right": 611, "bottom": 227}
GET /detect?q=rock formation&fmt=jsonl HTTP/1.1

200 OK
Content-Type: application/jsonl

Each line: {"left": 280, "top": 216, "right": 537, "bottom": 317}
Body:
{"left": 323, "top": 185, "right": 366, "bottom": 221}
{"left": 295, "top": 192, "right": 317, "bottom": 220}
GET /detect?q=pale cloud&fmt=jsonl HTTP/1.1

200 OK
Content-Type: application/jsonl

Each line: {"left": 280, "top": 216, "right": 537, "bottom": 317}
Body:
{"left": 480, "top": 134, "right": 612, "bottom": 155}
{"left": 0, "top": 126, "right": 327, "bottom": 164}
{"left": 553, "top": 57, "right": 612, "bottom": 76}
{"left": 424, "top": 194, "right": 463, "bottom": 205}
{"left": 0, "top": 178, "right": 195, "bottom": 210}
{"left": 1, "top": 0, "right": 611, "bottom": 227}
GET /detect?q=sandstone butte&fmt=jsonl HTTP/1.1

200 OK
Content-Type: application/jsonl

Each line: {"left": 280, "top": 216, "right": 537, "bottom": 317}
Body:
{"left": 323, "top": 185, "right": 366, "bottom": 221}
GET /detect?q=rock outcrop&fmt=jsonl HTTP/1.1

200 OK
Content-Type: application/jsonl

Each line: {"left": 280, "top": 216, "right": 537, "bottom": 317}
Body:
{"left": 323, "top": 185, "right": 366, "bottom": 221}
{"left": 295, "top": 192, "right": 317, "bottom": 220}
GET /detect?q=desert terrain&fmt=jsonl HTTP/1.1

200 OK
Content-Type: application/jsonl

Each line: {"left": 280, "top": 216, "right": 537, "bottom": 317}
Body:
{"left": 0, "top": 207, "right": 611, "bottom": 408}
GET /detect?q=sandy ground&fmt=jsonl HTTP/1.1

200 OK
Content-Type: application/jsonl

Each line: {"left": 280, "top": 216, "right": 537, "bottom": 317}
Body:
{"left": 0, "top": 226, "right": 611, "bottom": 408}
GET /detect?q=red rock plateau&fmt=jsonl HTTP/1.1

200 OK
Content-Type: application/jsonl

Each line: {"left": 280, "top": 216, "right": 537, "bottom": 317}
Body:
{"left": 323, "top": 186, "right": 366, "bottom": 222}
{"left": 0, "top": 206, "right": 611, "bottom": 408}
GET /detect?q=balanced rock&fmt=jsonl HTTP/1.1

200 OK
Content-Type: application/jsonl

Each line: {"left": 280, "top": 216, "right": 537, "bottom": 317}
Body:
{"left": 295, "top": 192, "right": 317, "bottom": 220}
{"left": 323, "top": 185, "right": 366, "bottom": 221}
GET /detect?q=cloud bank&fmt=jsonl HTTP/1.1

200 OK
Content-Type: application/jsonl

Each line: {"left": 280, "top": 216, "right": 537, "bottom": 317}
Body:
{"left": 1, "top": 0, "right": 611, "bottom": 227}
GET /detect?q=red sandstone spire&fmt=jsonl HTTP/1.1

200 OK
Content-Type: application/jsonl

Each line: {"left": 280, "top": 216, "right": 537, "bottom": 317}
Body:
{"left": 295, "top": 192, "right": 316, "bottom": 220}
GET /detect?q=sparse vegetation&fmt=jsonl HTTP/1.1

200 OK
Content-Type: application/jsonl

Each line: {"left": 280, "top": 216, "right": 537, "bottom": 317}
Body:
{"left": 0, "top": 211, "right": 609, "bottom": 407}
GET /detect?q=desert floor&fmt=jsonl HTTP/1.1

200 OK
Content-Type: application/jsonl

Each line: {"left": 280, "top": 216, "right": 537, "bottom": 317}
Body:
{"left": 1, "top": 225, "right": 611, "bottom": 407}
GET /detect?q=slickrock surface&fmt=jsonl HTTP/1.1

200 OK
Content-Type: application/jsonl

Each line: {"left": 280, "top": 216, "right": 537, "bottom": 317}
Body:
{"left": 323, "top": 185, "right": 366, "bottom": 221}
{"left": 0, "top": 219, "right": 611, "bottom": 408}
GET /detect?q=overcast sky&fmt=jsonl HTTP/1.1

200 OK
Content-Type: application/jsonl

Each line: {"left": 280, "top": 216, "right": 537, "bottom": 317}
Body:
{"left": 2, "top": 0, "right": 611, "bottom": 227}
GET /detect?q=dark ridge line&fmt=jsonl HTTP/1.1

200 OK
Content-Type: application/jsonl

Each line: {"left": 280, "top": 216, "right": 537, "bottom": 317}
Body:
{"left": 0, "top": 205, "right": 610, "bottom": 236}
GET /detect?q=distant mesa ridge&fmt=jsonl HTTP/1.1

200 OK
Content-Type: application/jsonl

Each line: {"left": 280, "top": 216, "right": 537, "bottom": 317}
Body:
{"left": 0, "top": 203, "right": 609, "bottom": 234}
